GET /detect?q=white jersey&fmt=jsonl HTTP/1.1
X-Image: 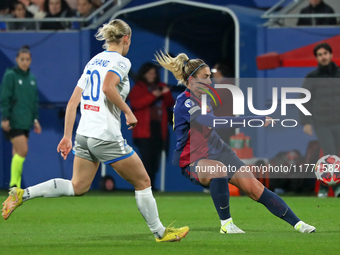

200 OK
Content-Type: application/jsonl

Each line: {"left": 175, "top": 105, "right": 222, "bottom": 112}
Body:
{"left": 76, "top": 51, "right": 131, "bottom": 141}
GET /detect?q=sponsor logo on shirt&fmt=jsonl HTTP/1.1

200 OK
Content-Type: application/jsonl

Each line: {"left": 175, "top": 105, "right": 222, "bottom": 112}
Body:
{"left": 84, "top": 104, "right": 100, "bottom": 112}
{"left": 18, "top": 79, "right": 22, "bottom": 85}
{"left": 188, "top": 105, "right": 200, "bottom": 115}
{"left": 111, "top": 66, "right": 125, "bottom": 77}
{"left": 31, "top": 81, "right": 35, "bottom": 86}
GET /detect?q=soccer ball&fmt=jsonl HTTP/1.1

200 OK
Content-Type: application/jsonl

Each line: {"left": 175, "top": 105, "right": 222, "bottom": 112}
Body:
{"left": 315, "top": 155, "right": 340, "bottom": 186}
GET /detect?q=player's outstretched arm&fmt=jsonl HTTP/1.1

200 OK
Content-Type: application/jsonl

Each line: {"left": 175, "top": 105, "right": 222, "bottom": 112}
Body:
{"left": 57, "top": 86, "right": 82, "bottom": 160}
{"left": 264, "top": 116, "right": 276, "bottom": 127}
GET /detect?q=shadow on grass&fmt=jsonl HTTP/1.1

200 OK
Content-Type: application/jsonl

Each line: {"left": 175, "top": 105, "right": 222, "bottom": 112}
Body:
{"left": 192, "top": 226, "right": 217, "bottom": 232}
{"left": 77, "top": 233, "right": 151, "bottom": 242}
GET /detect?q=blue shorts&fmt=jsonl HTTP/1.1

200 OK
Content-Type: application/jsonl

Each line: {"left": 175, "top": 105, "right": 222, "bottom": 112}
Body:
{"left": 181, "top": 144, "right": 245, "bottom": 187}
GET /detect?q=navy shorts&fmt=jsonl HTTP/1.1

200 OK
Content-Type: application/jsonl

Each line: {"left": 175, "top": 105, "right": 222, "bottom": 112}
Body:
{"left": 3, "top": 129, "right": 29, "bottom": 141}
{"left": 181, "top": 144, "right": 245, "bottom": 187}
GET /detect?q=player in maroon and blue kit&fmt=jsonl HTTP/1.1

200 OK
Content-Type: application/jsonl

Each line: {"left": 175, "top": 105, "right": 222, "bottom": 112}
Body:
{"left": 156, "top": 52, "right": 316, "bottom": 234}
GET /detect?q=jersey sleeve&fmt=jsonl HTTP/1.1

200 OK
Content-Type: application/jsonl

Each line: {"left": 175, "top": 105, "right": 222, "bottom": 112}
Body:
{"left": 178, "top": 97, "right": 201, "bottom": 123}
{"left": 0, "top": 70, "right": 15, "bottom": 120}
{"left": 108, "top": 57, "right": 131, "bottom": 82}
{"left": 76, "top": 68, "right": 89, "bottom": 90}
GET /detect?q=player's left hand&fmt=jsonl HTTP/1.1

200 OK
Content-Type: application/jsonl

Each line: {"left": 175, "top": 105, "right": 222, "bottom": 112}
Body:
{"left": 34, "top": 120, "right": 42, "bottom": 134}
{"left": 57, "top": 137, "right": 72, "bottom": 160}
{"left": 264, "top": 116, "right": 276, "bottom": 127}
{"left": 126, "top": 111, "right": 137, "bottom": 130}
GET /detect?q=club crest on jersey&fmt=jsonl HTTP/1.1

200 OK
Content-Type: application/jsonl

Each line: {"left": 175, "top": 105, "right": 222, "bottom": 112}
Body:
{"left": 118, "top": 62, "right": 127, "bottom": 70}
{"left": 185, "top": 99, "right": 194, "bottom": 108}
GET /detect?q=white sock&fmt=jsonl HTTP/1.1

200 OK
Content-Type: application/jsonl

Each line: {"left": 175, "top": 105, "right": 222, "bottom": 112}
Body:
{"left": 23, "top": 178, "right": 75, "bottom": 201}
{"left": 221, "top": 217, "right": 232, "bottom": 226}
{"left": 135, "top": 187, "right": 165, "bottom": 238}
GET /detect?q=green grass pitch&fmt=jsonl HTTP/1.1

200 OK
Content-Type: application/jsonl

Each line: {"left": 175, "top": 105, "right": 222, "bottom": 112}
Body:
{"left": 0, "top": 190, "right": 339, "bottom": 255}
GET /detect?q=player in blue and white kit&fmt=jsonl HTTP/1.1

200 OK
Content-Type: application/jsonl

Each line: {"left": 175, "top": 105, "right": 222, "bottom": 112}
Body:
{"left": 2, "top": 20, "right": 189, "bottom": 242}
{"left": 156, "top": 52, "right": 316, "bottom": 234}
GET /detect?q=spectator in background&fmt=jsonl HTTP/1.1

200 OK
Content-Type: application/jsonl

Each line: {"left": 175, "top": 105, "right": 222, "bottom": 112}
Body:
{"left": 65, "top": 0, "right": 78, "bottom": 10}
{"left": 91, "top": 0, "right": 116, "bottom": 17}
{"left": 0, "top": 0, "right": 12, "bottom": 16}
{"left": 0, "top": 0, "right": 12, "bottom": 30}
{"left": 40, "top": 0, "right": 75, "bottom": 30}
{"left": 91, "top": 0, "right": 109, "bottom": 8}
{"left": 211, "top": 61, "right": 235, "bottom": 144}
{"left": 300, "top": 43, "right": 340, "bottom": 197}
{"left": 297, "top": 0, "right": 336, "bottom": 26}
{"left": 77, "top": 0, "right": 95, "bottom": 18}
{"left": 8, "top": 1, "right": 35, "bottom": 31}
{"left": 73, "top": 0, "right": 96, "bottom": 28}
{"left": 19, "top": 0, "right": 46, "bottom": 19}
{"left": 129, "top": 63, "right": 174, "bottom": 189}
{"left": 0, "top": 45, "right": 41, "bottom": 189}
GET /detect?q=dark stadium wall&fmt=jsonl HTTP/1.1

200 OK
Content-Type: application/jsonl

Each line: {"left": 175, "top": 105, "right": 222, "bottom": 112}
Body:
{"left": 0, "top": 51, "right": 13, "bottom": 189}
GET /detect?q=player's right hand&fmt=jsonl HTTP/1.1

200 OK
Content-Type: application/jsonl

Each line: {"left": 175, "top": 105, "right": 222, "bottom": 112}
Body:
{"left": 263, "top": 116, "right": 276, "bottom": 127}
{"left": 126, "top": 112, "right": 137, "bottom": 130}
{"left": 57, "top": 137, "right": 72, "bottom": 160}
{"left": 303, "top": 124, "right": 313, "bottom": 136}
{"left": 1, "top": 120, "right": 10, "bottom": 132}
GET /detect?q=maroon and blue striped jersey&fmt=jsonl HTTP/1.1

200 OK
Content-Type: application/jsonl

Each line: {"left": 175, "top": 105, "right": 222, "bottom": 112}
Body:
{"left": 172, "top": 88, "right": 227, "bottom": 168}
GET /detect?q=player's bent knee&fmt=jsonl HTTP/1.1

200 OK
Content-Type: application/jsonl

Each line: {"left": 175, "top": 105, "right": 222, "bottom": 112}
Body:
{"left": 135, "top": 175, "right": 151, "bottom": 191}
{"left": 199, "top": 177, "right": 212, "bottom": 187}
{"left": 243, "top": 179, "right": 264, "bottom": 201}
{"left": 72, "top": 181, "right": 90, "bottom": 196}
{"left": 17, "top": 149, "right": 28, "bottom": 158}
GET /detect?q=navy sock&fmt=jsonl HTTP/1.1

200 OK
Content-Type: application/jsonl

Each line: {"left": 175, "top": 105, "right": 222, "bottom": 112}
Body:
{"left": 257, "top": 187, "right": 300, "bottom": 226}
{"left": 210, "top": 178, "right": 231, "bottom": 220}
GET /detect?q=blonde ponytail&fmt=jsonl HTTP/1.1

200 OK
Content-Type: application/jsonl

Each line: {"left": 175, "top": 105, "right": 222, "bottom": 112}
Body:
{"left": 155, "top": 51, "right": 207, "bottom": 86}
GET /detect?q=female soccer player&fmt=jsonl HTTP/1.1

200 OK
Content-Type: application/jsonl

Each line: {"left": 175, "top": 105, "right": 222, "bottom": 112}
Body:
{"left": 156, "top": 52, "right": 316, "bottom": 234}
{"left": 2, "top": 20, "right": 189, "bottom": 242}
{"left": 0, "top": 45, "right": 42, "bottom": 189}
